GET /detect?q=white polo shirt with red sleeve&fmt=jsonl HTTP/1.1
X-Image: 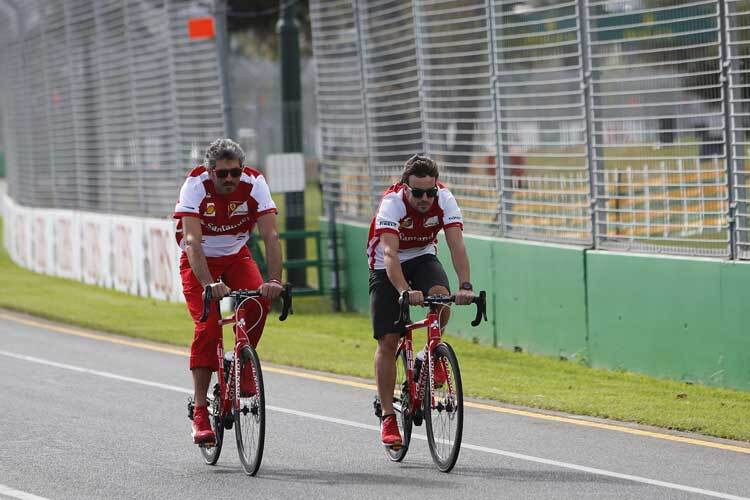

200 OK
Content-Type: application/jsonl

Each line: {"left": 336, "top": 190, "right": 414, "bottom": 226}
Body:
{"left": 173, "top": 165, "right": 277, "bottom": 257}
{"left": 366, "top": 182, "right": 463, "bottom": 270}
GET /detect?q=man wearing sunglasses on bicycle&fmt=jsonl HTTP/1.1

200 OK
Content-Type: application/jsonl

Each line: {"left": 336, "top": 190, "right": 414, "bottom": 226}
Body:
{"left": 367, "top": 154, "right": 474, "bottom": 448}
{"left": 174, "top": 138, "right": 284, "bottom": 446}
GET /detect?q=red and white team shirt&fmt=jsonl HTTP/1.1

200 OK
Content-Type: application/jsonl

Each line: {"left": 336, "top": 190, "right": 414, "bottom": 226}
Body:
{"left": 366, "top": 182, "right": 463, "bottom": 270}
{"left": 173, "top": 165, "right": 277, "bottom": 257}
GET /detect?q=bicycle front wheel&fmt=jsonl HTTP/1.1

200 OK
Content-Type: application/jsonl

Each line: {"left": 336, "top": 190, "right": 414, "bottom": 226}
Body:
{"left": 423, "top": 342, "right": 463, "bottom": 472}
{"left": 235, "top": 346, "right": 265, "bottom": 476}
{"left": 200, "top": 374, "right": 224, "bottom": 465}
{"left": 386, "top": 346, "right": 413, "bottom": 462}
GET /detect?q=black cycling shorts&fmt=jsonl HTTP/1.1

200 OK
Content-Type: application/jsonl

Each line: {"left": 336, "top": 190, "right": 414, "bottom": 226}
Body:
{"left": 369, "top": 254, "right": 450, "bottom": 339}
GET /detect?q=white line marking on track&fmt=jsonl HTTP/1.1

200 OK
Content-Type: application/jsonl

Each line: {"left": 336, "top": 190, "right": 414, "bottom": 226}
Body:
{"left": 1, "top": 349, "right": 747, "bottom": 500}
{"left": 0, "top": 483, "right": 51, "bottom": 500}
{"left": 4, "top": 310, "right": 748, "bottom": 455}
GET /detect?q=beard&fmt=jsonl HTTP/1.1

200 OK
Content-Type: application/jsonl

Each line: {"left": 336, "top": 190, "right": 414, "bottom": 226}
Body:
{"left": 217, "top": 181, "right": 237, "bottom": 194}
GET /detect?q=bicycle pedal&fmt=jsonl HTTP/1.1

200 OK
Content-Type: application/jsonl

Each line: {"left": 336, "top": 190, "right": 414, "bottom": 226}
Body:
{"left": 187, "top": 398, "right": 195, "bottom": 421}
{"left": 198, "top": 441, "right": 216, "bottom": 449}
{"left": 373, "top": 397, "right": 382, "bottom": 418}
{"left": 386, "top": 443, "right": 402, "bottom": 451}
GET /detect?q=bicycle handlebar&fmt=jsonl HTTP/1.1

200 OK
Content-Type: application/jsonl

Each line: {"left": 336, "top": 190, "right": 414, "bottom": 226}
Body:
{"left": 199, "top": 283, "right": 293, "bottom": 323}
{"left": 395, "top": 290, "right": 488, "bottom": 328}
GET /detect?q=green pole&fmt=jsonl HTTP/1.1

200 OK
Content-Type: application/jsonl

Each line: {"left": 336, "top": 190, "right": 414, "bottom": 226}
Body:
{"left": 278, "top": 0, "right": 306, "bottom": 287}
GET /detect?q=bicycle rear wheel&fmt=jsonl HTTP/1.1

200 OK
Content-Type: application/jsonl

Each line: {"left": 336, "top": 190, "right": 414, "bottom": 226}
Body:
{"left": 235, "top": 346, "right": 265, "bottom": 476}
{"left": 386, "top": 347, "right": 413, "bottom": 462}
{"left": 200, "top": 374, "right": 224, "bottom": 465}
{"left": 423, "top": 342, "right": 463, "bottom": 472}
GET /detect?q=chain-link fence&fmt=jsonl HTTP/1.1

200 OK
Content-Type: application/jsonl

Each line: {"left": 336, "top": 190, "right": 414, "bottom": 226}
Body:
{"left": 0, "top": 0, "right": 225, "bottom": 218}
{"left": 311, "top": 0, "right": 750, "bottom": 259}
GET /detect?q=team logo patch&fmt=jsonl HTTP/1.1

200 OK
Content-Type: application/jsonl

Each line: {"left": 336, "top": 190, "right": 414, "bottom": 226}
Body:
{"left": 229, "top": 201, "right": 248, "bottom": 215}
{"left": 205, "top": 202, "right": 216, "bottom": 216}
{"left": 400, "top": 217, "right": 413, "bottom": 229}
{"left": 423, "top": 215, "right": 439, "bottom": 228}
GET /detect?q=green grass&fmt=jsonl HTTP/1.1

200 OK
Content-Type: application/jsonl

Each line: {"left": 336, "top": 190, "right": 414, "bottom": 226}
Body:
{"left": 1, "top": 217, "right": 750, "bottom": 442}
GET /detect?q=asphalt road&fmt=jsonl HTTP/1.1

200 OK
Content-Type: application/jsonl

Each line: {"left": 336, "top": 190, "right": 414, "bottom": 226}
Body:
{"left": 0, "top": 310, "right": 748, "bottom": 500}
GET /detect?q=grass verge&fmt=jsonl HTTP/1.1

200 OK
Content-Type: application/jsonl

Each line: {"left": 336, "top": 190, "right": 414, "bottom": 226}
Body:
{"left": 1, "top": 217, "right": 749, "bottom": 442}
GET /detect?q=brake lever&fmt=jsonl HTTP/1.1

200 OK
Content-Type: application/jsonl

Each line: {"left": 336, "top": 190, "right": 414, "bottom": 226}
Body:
{"left": 199, "top": 285, "right": 213, "bottom": 322}
{"left": 278, "top": 284, "right": 293, "bottom": 321}
{"left": 393, "top": 290, "right": 411, "bottom": 328}
{"left": 471, "top": 290, "right": 487, "bottom": 327}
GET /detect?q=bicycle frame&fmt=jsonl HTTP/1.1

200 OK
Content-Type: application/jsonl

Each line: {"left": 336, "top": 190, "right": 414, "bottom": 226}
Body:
{"left": 214, "top": 298, "right": 258, "bottom": 420}
{"left": 378, "top": 290, "right": 486, "bottom": 471}
{"left": 400, "top": 308, "right": 444, "bottom": 416}
{"left": 394, "top": 291, "right": 486, "bottom": 422}
{"left": 196, "top": 285, "right": 293, "bottom": 440}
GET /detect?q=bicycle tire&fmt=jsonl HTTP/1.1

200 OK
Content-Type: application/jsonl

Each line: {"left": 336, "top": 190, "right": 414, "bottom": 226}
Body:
{"left": 424, "top": 342, "right": 463, "bottom": 472}
{"left": 386, "top": 347, "right": 413, "bottom": 462}
{"left": 235, "top": 346, "right": 265, "bottom": 476}
{"left": 200, "top": 375, "right": 224, "bottom": 465}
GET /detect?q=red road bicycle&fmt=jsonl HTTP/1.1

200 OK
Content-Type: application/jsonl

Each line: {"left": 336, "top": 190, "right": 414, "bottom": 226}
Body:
{"left": 375, "top": 290, "right": 487, "bottom": 472}
{"left": 187, "top": 285, "right": 292, "bottom": 476}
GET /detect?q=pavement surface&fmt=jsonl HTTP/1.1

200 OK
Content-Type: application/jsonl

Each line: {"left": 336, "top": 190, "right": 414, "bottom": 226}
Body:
{"left": 0, "top": 310, "right": 748, "bottom": 500}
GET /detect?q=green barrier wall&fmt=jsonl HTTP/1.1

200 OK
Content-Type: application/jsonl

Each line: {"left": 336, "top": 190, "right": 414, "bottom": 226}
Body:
{"left": 340, "top": 222, "right": 370, "bottom": 313}
{"left": 337, "top": 220, "right": 750, "bottom": 391}
{"left": 587, "top": 252, "right": 750, "bottom": 390}
{"left": 719, "top": 262, "right": 750, "bottom": 390}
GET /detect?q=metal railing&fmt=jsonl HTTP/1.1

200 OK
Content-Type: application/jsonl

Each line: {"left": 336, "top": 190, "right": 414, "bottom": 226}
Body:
{"left": 0, "top": 0, "right": 225, "bottom": 218}
{"left": 311, "top": 0, "right": 750, "bottom": 259}
{"left": 309, "top": 0, "right": 371, "bottom": 219}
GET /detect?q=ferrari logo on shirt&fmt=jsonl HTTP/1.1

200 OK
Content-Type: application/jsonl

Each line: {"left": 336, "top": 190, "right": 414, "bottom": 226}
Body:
{"left": 424, "top": 215, "right": 439, "bottom": 228}
{"left": 400, "top": 217, "right": 413, "bottom": 229}
{"left": 229, "top": 201, "right": 248, "bottom": 215}
{"left": 205, "top": 202, "right": 216, "bottom": 216}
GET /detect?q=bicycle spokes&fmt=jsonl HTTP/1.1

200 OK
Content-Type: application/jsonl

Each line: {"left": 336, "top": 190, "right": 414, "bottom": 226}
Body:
{"left": 386, "top": 348, "right": 413, "bottom": 462}
{"left": 235, "top": 346, "right": 265, "bottom": 476}
{"left": 424, "top": 343, "right": 463, "bottom": 473}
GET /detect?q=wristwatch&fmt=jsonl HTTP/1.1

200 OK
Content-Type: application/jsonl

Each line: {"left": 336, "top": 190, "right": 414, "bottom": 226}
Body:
{"left": 460, "top": 282, "right": 473, "bottom": 291}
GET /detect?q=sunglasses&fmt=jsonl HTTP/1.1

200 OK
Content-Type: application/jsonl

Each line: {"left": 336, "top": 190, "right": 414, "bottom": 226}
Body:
{"left": 408, "top": 185, "right": 438, "bottom": 198}
{"left": 214, "top": 167, "right": 242, "bottom": 179}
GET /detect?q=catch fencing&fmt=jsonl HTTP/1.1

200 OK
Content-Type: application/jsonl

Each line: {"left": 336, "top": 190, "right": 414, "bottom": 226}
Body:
{"left": 0, "top": 0, "right": 225, "bottom": 218}
{"left": 310, "top": 0, "right": 750, "bottom": 259}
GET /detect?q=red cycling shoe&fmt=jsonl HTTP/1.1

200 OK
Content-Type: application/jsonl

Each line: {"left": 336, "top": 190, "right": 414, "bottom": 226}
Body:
{"left": 380, "top": 414, "right": 402, "bottom": 447}
{"left": 192, "top": 405, "right": 216, "bottom": 445}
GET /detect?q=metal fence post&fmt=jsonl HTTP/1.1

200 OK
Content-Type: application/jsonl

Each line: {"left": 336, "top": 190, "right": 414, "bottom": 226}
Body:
{"left": 62, "top": 0, "right": 83, "bottom": 212}
{"left": 352, "top": 0, "right": 375, "bottom": 214}
{"left": 578, "top": 0, "right": 598, "bottom": 247}
{"left": 215, "top": 0, "right": 234, "bottom": 140}
{"left": 411, "top": 0, "right": 427, "bottom": 152}
{"left": 487, "top": 0, "right": 506, "bottom": 236}
{"left": 328, "top": 200, "right": 341, "bottom": 312}
{"left": 719, "top": 0, "right": 737, "bottom": 259}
